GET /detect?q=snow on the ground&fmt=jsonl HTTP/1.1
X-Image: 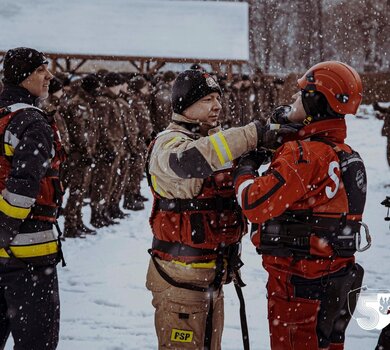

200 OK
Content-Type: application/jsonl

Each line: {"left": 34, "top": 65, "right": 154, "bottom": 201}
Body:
{"left": 5, "top": 105, "right": 390, "bottom": 350}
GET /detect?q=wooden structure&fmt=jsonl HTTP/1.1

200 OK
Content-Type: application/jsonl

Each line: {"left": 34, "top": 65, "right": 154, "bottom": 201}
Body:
{"left": 0, "top": 52, "right": 246, "bottom": 78}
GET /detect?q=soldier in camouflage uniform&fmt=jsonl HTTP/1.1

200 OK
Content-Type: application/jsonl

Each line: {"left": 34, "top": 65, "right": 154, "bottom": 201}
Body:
{"left": 59, "top": 78, "right": 97, "bottom": 237}
{"left": 123, "top": 76, "right": 153, "bottom": 210}
{"left": 107, "top": 78, "right": 139, "bottom": 219}
{"left": 90, "top": 72, "right": 124, "bottom": 227}
{"left": 150, "top": 71, "right": 175, "bottom": 134}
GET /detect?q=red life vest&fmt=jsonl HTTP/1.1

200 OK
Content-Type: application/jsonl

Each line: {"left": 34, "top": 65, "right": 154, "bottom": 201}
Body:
{"left": 147, "top": 131, "right": 247, "bottom": 263}
{"left": 0, "top": 104, "right": 65, "bottom": 222}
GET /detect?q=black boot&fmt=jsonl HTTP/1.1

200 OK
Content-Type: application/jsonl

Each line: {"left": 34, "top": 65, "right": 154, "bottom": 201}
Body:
{"left": 78, "top": 224, "right": 97, "bottom": 235}
{"left": 108, "top": 206, "right": 130, "bottom": 219}
{"left": 103, "top": 212, "right": 120, "bottom": 225}
{"left": 123, "top": 194, "right": 145, "bottom": 211}
{"left": 64, "top": 227, "right": 86, "bottom": 239}
{"left": 91, "top": 214, "right": 109, "bottom": 228}
{"left": 136, "top": 194, "right": 149, "bottom": 202}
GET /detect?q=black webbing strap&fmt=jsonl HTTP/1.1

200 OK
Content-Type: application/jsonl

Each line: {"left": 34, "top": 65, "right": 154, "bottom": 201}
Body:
{"left": 54, "top": 221, "right": 67, "bottom": 267}
{"left": 234, "top": 283, "right": 250, "bottom": 350}
{"left": 204, "top": 291, "right": 214, "bottom": 350}
{"left": 152, "top": 237, "right": 218, "bottom": 258}
{"left": 155, "top": 197, "right": 238, "bottom": 212}
{"left": 30, "top": 205, "right": 58, "bottom": 219}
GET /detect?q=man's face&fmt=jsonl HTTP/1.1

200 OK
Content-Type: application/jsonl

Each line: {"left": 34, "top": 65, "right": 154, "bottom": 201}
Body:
{"left": 182, "top": 92, "right": 222, "bottom": 126}
{"left": 288, "top": 91, "right": 307, "bottom": 123}
{"left": 20, "top": 64, "right": 53, "bottom": 98}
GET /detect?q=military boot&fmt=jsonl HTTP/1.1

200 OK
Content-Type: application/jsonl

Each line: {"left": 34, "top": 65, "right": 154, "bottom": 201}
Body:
{"left": 107, "top": 205, "right": 130, "bottom": 220}
{"left": 63, "top": 226, "right": 86, "bottom": 239}
{"left": 103, "top": 211, "right": 120, "bottom": 225}
{"left": 137, "top": 194, "right": 149, "bottom": 202}
{"left": 123, "top": 194, "right": 145, "bottom": 211}
{"left": 78, "top": 224, "right": 97, "bottom": 236}
{"left": 90, "top": 213, "right": 109, "bottom": 228}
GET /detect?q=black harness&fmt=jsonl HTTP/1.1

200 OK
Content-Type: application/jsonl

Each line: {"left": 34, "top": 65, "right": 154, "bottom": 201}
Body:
{"left": 257, "top": 138, "right": 371, "bottom": 259}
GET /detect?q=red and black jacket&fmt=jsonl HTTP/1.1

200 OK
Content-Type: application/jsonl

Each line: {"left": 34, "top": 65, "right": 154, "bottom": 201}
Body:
{"left": 0, "top": 84, "right": 65, "bottom": 265}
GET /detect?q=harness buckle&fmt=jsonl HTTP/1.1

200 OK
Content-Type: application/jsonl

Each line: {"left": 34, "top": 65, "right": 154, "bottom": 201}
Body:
{"left": 355, "top": 221, "right": 371, "bottom": 252}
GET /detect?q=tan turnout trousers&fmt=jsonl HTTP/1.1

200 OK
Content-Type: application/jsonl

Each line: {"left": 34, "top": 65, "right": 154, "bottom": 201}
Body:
{"left": 146, "top": 258, "right": 225, "bottom": 350}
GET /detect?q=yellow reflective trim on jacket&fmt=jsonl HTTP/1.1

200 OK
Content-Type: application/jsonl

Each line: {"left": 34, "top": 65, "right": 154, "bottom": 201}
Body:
{"left": 4, "top": 143, "right": 14, "bottom": 156}
{"left": 163, "top": 136, "right": 182, "bottom": 150}
{"left": 210, "top": 135, "right": 225, "bottom": 165}
{"left": 0, "top": 241, "right": 58, "bottom": 259}
{"left": 0, "top": 196, "right": 31, "bottom": 219}
{"left": 151, "top": 175, "right": 166, "bottom": 197}
{"left": 210, "top": 132, "right": 233, "bottom": 166}
{"left": 217, "top": 132, "right": 233, "bottom": 161}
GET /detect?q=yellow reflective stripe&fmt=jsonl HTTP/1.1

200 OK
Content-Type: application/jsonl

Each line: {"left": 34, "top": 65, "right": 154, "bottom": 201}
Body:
{"left": 172, "top": 259, "right": 217, "bottom": 269}
{"left": 217, "top": 132, "right": 233, "bottom": 161}
{"left": 0, "top": 196, "right": 31, "bottom": 219}
{"left": 210, "top": 135, "right": 225, "bottom": 165}
{"left": 151, "top": 175, "right": 166, "bottom": 197}
{"left": 0, "top": 241, "right": 58, "bottom": 258}
{"left": 163, "top": 136, "right": 181, "bottom": 150}
{"left": 4, "top": 143, "right": 14, "bottom": 156}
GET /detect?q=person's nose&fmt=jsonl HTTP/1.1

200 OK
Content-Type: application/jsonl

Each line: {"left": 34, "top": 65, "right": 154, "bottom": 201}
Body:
{"left": 213, "top": 98, "right": 222, "bottom": 111}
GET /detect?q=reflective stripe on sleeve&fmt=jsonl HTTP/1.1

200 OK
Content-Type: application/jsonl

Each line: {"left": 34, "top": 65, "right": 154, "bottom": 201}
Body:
{"left": 0, "top": 242, "right": 58, "bottom": 258}
{"left": 0, "top": 229, "right": 58, "bottom": 259}
{"left": 151, "top": 175, "right": 166, "bottom": 197}
{"left": 1, "top": 189, "right": 35, "bottom": 209}
{"left": 236, "top": 179, "right": 254, "bottom": 207}
{"left": 4, "top": 130, "right": 20, "bottom": 149}
{"left": 4, "top": 144, "right": 14, "bottom": 156}
{"left": 210, "top": 132, "right": 233, "bottom": 166}
{"left": 11, "top": 230, "right": 57, "bottom": 245}
{"left": 0, "top": 195, "right": 31, "bottom": 219}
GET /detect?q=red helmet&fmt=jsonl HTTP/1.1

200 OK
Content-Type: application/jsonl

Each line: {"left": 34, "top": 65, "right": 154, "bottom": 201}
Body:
{"left": 297, "top": 61, "right": 363, "bottom": 115}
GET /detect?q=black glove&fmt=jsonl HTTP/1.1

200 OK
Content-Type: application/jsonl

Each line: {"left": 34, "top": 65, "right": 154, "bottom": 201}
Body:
{"left": 233, "top": 150, "right": 270, "bottom": 184}
{"left": 270, "top": 105, "right": 293, "bottom": 124}
{"left": 238, "top": 149, "right": 271, "bottom": 170}
{"left": 254, "top": 120, "right": 301, "bottom": 150}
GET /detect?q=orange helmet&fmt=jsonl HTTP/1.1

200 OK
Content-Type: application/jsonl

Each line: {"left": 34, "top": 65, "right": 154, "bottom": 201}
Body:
{"left": 297, "top": 61, "right": 363, "bottom": 115}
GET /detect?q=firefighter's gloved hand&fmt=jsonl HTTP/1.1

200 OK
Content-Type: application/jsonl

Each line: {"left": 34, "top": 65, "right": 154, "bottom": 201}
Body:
{"left": 0, "top": 212, "right": 20, "bottom": 249}
{"left": 254, "top": 120, "right": 301, "bottom": 149}
{"left": 234, "top": 150, "right": 267, "bottom": 184}
{"left": 240, "top": 149, "right": 272, "bottom": 169}
{"left": 270, "top": 105, "right": 293, "bottom": 124}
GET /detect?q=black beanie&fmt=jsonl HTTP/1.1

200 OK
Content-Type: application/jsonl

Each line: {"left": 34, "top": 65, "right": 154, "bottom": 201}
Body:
{"left": 171, "top": 70, "right": 222, "bottom": 114}
{"left": 3, "top": 47, "right": 48, "bottom": 85}
{"left": 103, "top": 72, "right": 124, "bottom": 88}
{"left": 81, "top": 74, "right": 101, "bottom": 94}
{"left": 48, "top": 77, "right": 63, "bottom": 94}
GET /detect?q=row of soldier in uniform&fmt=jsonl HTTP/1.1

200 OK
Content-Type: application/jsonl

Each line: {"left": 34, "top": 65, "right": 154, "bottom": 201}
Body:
{"left": 34, "top": 69, "right": 285, "bottom": 238}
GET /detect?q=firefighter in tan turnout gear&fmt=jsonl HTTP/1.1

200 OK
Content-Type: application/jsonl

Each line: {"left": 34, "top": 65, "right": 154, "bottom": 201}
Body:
{"left": 145, "top": 69, "right": 294, "bottom": 349}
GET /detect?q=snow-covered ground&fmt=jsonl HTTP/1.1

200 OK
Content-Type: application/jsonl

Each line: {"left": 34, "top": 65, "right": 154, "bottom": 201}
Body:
{"left": 5, "top": 105, "right": 390, "bottom": 350}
